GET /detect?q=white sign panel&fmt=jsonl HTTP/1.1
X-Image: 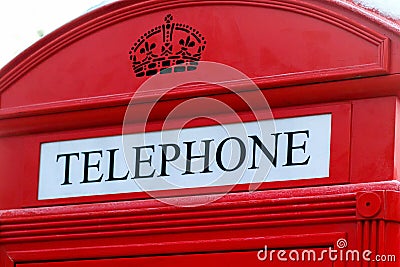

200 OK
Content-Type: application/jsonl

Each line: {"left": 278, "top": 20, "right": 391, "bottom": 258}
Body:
{"left": 38, "top": 114, "right": 331, "bottom": 200}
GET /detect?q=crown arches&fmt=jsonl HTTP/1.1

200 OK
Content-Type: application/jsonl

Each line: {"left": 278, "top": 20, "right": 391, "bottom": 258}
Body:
{"left": 129, "top": 14, "right": 207, "bottom": 77}
{"left": 0, "top": 0, "right": 398, "bottom": 116}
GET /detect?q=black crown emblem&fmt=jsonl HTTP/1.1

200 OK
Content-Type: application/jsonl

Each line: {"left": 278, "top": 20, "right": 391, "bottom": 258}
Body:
{"left": 129, "top": 14, "right": 206, "bottom": 77}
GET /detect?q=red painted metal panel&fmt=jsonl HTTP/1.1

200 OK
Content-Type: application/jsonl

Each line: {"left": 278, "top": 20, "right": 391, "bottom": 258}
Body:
{"left": 0, "top": 102, "right": 350, "bottom": 209}
{"left": 350, "top": 97, "right": 397, "bottom": 183}
{"left": 18, "top": 250, "right": 333, "bottom": 267}
{"left": 1, "top": 0, "right": 400, "bottom": 266}
{"left": 0, "top": 0, "right": 395, "bottom": 112}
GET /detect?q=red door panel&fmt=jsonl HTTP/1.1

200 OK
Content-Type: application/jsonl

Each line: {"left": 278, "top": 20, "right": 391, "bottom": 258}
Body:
{"left": 19, "top": 249, "right": 332, "bottom": 267}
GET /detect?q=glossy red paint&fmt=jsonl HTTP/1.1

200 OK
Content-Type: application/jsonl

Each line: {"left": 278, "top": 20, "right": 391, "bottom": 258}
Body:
{"left": 1, "top": 0, "right": 400, "bottom": 266}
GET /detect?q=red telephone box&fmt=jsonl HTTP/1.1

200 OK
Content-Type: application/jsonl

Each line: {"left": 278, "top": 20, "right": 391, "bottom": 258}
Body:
{"left": 1, "top": 0, "right": 400, "bottom": 266}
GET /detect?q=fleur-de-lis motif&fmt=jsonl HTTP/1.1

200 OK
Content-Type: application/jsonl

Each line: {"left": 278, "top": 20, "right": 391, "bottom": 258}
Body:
{"left": 129, "top": 14, "right": 206, "bottom": 77}
{"left": 178, "top": 36, "right": 196, "bottom": 56}
{"left": 140, "top": 42, "right": 157, "bottom": 60}
{"left": 179, "top": 36, "right": 195, "bottom": 49}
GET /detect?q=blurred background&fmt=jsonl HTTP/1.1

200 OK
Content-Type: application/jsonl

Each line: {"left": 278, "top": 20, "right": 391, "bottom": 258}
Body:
{"left": 0, "top": 0, "right": 117, "bottom": 68}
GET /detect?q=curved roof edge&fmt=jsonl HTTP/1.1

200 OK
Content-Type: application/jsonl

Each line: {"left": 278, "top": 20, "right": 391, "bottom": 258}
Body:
{"left": 0, "top": 0, "right": 125, "bottom": 75}
{"left": 329, "top": 0, "right": 400, "bottom": 32}
{"left": 0, "top": 0, "right": 399, "bottom": 79}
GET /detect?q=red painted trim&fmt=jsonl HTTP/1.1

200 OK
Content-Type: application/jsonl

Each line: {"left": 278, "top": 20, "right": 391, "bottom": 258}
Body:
{"left": 0, "top": 183, "right": 398, "bottom": 243}
{"left": 350, "top": 97, "right": 397, "bottom": 183}
{"left": 13, "top": 102, "right": 349, "bottom": 207}
{"left": 1, "top": 73, "right": 400, "bottom": 124}
{"left": 329, "top": 0, "right": 400, "bottom": 33}
{"left": 8, "top": 232, "right": 345, "bottom": 264}
{"left": 1, "top": 182, "right": 398, "bottom": 264}
{"left": 0, "top": 0, "right": 392, "bottom": 105}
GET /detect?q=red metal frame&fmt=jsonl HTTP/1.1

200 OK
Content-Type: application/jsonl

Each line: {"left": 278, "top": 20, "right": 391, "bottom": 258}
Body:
{"left": 2, "top": 184, "right": 400, "bottom": 266}
{"left": 14, "top": 101, "right": 349, "bottom": 208}
{"left": 1, "top": 0, "right": 400, "bottom": 266}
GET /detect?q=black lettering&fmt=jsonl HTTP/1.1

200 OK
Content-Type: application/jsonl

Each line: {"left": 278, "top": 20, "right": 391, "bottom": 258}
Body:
{"left": 216, "top": 137, "right": 246, "bottom": 172}
{"left": 159, "top": 144, "right": 180, "bottom": 177}
{"left": 183, "top": 140, "right": 214, "bottom": 175}
{"left": 81, "top": 150, "right": 104, "bottom": 183}
{"left": 133, "top": 145, "right": 156, "bottom": 178}
{"left": 283, "top": 130, "right": 311, "bottom": 166}
{"left": 56, "top": 153, "right": 79, "bottom": 185}
{"left": 248, "top": 133, "right": 281, "bottom": 169}
{"left": 106, "top": 148, "right": 129, "bottom": 181}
